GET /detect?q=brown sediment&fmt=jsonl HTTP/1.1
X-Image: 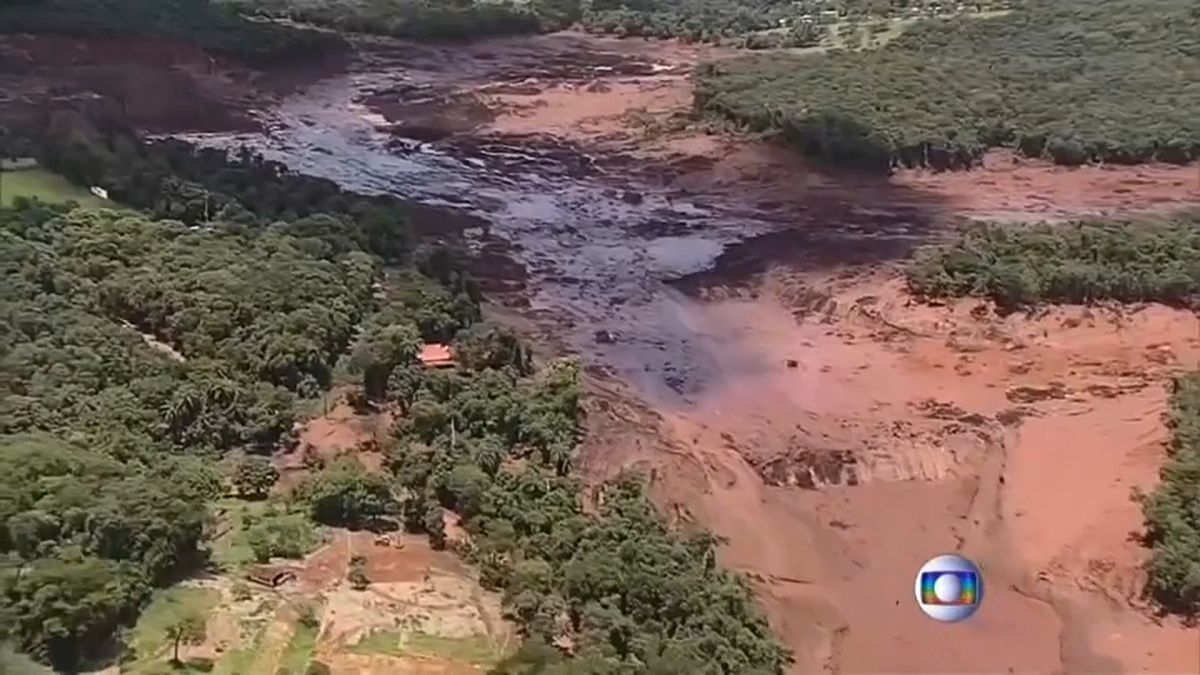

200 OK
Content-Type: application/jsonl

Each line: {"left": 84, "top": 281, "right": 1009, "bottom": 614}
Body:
{"left": 0, "top": 35, "right": 272, "bottom": 132}
{"left": 582, "top": 267, "right": 1200, "bottom": 673}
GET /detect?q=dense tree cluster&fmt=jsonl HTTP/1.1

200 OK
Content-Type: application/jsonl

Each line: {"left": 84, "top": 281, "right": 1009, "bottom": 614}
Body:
{"left": 0, "top": 0, "right": 346, "bottom": 65}
{"left": 0, "top": 434, "right": 210, "bottom": 669}
{"left": 0, "top": 129, "right": 487, "bottom": 667}
{"left": 904, "top": 214, "right": 1200, "bottom": 309}
{"left": 220, "top": 0, "right": 580, "bottom": 40}
{"left": 694, "top": 0, "right": 1200, "bottom": 171}
{"left": 0, "top": 203, "right": 366, "bottom": 455}
{"left": 385, "top": 357, "right": 789, "bottom": 672}
{"left": 3, "top": 125, "right": 791, "bottom": 670}
{"left": 36, "top": 136, "right": 414, "bottom": 264}
{"left": 582, "top": 0, "right": 1008, "bottom": 47}
{"left": 1143, "top": 373, "right": 1200, "bottom": 615}
{"left": 583, "top": 0, "right": 819, "bottom": 46}
{"left": 296, "top": 459, "right": 398, "bottom": 528}
{"left": 243, "top": 505, "right": 320, "bottom": 563}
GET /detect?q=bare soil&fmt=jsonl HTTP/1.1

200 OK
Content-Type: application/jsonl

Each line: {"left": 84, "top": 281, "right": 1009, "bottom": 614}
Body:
{"left": 580, "top": 266, "right": 1200, "bottom": 673}
{"left": 0, "top": 35, "right": 262, "bottom": 132}
{"left": 274, "top": 390, "right": 392, "bottom": 494}
{"left": 174, "top": 529, "right": 508, "bottom": 675}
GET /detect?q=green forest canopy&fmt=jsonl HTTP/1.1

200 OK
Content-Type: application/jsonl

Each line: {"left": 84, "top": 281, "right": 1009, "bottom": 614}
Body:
{"left": 582, "top": 0, "right": 1011, "bottom": 47}
{"left": 1, "top": 132, "right": 790, "bottom": 672}
{"left": 905, "top": 213, "right": 1200, "bottom": 309}
{"left": 694, "top": 0, "right": 1200, "bottom": 171}
{"left": 218, "top": 0, "right": 581, "bottom": 39}
{"left": 0, "top": 133, "right": 476, "bottom": 667}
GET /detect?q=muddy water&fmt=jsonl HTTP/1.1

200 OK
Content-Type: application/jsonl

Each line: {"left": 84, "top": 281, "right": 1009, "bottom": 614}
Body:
{"left": 185, "top": 42, "right": 799, "bottom": 409}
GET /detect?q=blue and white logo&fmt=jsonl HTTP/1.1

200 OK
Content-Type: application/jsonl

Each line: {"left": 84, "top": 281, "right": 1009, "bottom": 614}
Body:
{"left": 915, "top": 554, "right": 983, "bottom": 622}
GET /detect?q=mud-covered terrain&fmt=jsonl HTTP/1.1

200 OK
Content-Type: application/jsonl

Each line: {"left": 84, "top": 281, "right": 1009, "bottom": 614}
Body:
{"left": 11, "top": 29, "right": 1200, "bottom": 674}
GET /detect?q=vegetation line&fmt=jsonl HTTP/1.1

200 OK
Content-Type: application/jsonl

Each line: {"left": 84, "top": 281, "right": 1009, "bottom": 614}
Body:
{"left": 1143, "top": 373, "right": 1200, "bottom": 616}
{"left": 906, "top": 212, "right": 1200, "bottom": 617}
{"left": 905, "top": 214, "right": 1200, "bottom": 309}
{"left": 695, "top": 0, "right": 1200, "bottom": 171}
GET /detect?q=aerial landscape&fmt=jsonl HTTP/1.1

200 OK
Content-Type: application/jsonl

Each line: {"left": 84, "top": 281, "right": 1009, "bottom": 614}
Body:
{"left": 1, "top": 0, "right": 1199, "bottom": 673}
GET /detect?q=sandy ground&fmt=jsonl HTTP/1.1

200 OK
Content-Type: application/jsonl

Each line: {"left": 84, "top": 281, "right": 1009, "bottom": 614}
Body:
{"left": 582, "top": 268, "right": 1200, "bottom": 674}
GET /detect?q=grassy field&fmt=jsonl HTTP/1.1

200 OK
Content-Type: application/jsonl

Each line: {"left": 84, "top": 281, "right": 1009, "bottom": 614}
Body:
{"left": 350, "top": 630, "right": 504, "bottom": 666}
{"left": 279, "top": 620, "right": 319, "bottom": 673}
{"left": 212, "top": 620, "right": 270, "bottom": 675}
{"left": 125, "top": 587, "right": 220, "bottom": 672}
{"left": 0, "top": 168, "right": 108, "bottom": 207}
{"left": 211, "top": 498, "right": 272, "bottom": 569}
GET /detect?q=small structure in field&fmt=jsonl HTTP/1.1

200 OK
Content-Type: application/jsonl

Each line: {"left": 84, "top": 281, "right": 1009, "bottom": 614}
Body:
{"left": 418, "top": 343, "right": 455, "bottom": 369}
{"left": 246, "top": 567, "right": 297, "bottom": 589}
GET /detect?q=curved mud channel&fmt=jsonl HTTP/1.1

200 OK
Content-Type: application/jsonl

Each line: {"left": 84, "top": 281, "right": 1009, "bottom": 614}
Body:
{"left": 183, "top": 34, "right": 1200, "bottom": 674}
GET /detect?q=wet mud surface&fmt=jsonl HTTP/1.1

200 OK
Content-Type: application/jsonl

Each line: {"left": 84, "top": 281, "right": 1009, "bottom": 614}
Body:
{"left": 14, "top": 30, "right": 1200, "bottom": 674}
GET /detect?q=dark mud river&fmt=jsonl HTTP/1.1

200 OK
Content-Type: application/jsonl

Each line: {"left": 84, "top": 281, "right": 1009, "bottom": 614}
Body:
{"left": 182, "top": 38, "right": 810, "bottom": 410}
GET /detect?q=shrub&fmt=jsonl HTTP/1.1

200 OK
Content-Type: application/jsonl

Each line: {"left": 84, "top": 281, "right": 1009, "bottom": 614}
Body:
{"left": 347, "top": 555, "right": 370, "bottom": 590}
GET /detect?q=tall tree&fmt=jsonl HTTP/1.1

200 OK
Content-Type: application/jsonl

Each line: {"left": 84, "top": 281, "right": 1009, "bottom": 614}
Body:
{"left": 165, "top": 611, "right": 207, "bottom": 665}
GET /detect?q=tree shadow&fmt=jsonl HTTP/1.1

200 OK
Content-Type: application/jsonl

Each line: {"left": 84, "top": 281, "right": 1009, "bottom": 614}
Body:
{"left": 362, "top": 516, "right": 401, "bottom": 534}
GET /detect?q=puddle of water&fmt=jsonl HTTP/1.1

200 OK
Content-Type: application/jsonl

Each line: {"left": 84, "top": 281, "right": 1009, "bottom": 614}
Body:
{"left": 643, "top": 236, "right": 725, "bottom": 275}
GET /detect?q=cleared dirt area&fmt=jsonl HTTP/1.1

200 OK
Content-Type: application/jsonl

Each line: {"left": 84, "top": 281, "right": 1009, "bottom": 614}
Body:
{"left": 273, "top": 391, "right": 392, "bottom": 494}
{"left": 138, "top": 530, "right": 508, "bottom": 675}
